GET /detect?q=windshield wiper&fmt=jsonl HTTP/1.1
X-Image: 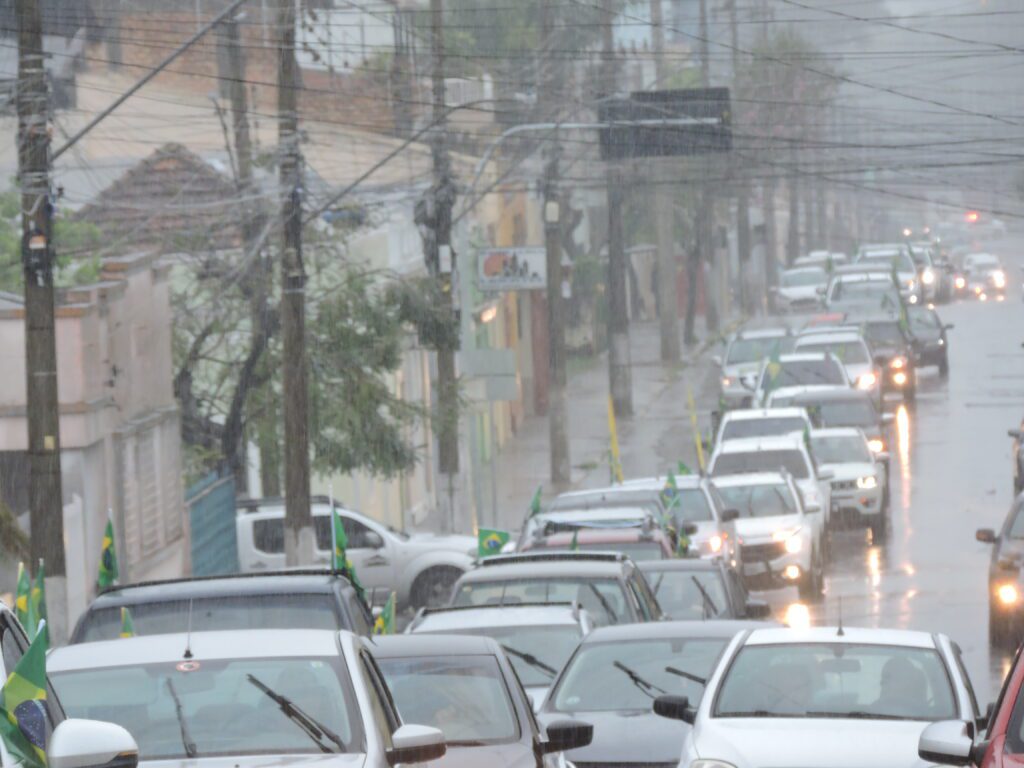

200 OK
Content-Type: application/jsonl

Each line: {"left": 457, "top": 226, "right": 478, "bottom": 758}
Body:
{"left": 690, "top": 576, "right": 720, "bottom": 619}
{"left": 165, "top": 679, "right": 198, "bottom": 758}
{"left": 247, "top": 674, "right": 344, "bottom": 753}
{"left": 664, "top": 665, "right": 707, "bottom": 687}
{"left": 587, "top": 583, "right": 619, "bottom": 624}
{"left": 804, "top": 710, "right": 908, "bottom": 721}
{"left": 718, "top": 709, "right": 777, "bottom": 718}
{"left": 613, "top": 660, "right": 667, "bottom": 699}
{"left": 501, "top": 645, "right": 557, "bottom": 678}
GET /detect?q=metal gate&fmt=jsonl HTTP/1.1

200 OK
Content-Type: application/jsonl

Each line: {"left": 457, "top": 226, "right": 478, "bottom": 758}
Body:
{"left": 186, "top": 471, "right": 238, "bottom": 576}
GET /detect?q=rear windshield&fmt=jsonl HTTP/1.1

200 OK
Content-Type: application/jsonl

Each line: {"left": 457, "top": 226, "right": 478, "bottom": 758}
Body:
{"left": 781, "top": 270, "right": 826, "bottom": 287}
{"left": 859, "top": 253, "right": 915, "bottom": 272}
{"left": 715, "top": 482, "right": 799, "bottom": 518}
{"left": 768, "top": 360, "right": 845, "bottom": 389}
{"left": 816, "top": 400, "right": 878, "bottom": 428}
{"left": 452, "top": 578, "right": 630, "bottom": 627}
{"left": 73, "top": 594, "right": 343, "bottom": 642}
{"left": 796, "top": 341, "right": 869, "bottom": 365}
{"left": 865, "top": 322, "right": 905, "bottom": 347}
{"left": 711, "top": 449, "right": 809, "bottom": 479}
{"left": 534, "top": 540, "right": 667, "bottom": 562}
{"left": 721, "top": 417, "right": 807, "bottom": 442}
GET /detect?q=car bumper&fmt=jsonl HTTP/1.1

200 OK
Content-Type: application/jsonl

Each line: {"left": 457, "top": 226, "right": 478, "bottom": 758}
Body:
{"left": 830, "top": 487, "right": 883, "bottom": 524}
{"left": 740, "top": 548, "right": 810, "bottom": 589}
{"left": 917, "top": 344, "right": 946, "bottom": 366}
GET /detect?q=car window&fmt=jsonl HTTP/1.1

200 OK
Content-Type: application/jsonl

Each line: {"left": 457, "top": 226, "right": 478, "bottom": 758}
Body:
{"left": 817, "top": 400, "right": 878, "bottom": 428}
{"left": 632, "top": 572, "right": 663, "bottom": 619}
{"left": 314, "top": 515, "right": 380, "bottom": 550}
{"left": 628, "top": 581, "right": 653, "bottom": 621}
{"left": 1007, "top": 502, "right": 1024, "bottom": 540}
{"left": 796, "top": 341, "right": 869, "bottom": 365}
{"left": 646, "top": 569, "right": 731, "bottom": 619}
{"left": 346, "top": 592, "right": 374, "bottom": 636}
{"left": 781, "top": 269, "right": 826, "bottom": 287}
{"left": 865, "top": 322, "right": 906, "bottom": 347}
{"left": 725, "top": 336, "right": 791, "bottom": 365}
{"left": 1, "top": 615, "right": 63, "bottom": 732}
{"left": 811, "top": 435, "right": 872, "bottom": 464}
{"left": 712, "top": 449, "right": 809, "bottom": 479}
{"left": 765, "top": 359, "right": 845, "bottom": 390}
{"left": 665, "top": 488, "right": 715, "bottom": 524}
{"left": 715, "top": 482, "right": 799, "bottom": 518}
{"left": 452, "top": 579, "right": 631, "bottom": 627}
{"left": 359, "top": 652, "right": 401, "bottom": 738}
{"left": 721, "top": 417, "right": 808, "bottom": 442}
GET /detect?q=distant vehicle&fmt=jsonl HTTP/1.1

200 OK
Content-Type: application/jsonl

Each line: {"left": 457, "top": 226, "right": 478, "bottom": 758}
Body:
{"left": 662, "top": 626, "right": 982, "bottom": 768}
{"left": 771, "top": 266, "right": 828, "bottom": 313}
{"left": 825, "top": 271, "right": 903, "bottom": 313}
{"left": 793, "top": 330, "right": 881, "bottom": 406}
{"left": 907, "top": 304, "right": 953, "bottom": 376}
{"left": 70, "top": 571, "right": 374, "bottom": 643}
{"left": 406, "top": 602, "right": 593, "bottom": 710}
{"left": 751, "top": 351, "right": 850, "bottom": 407}
{"left": 715, "top": 326, "right": 796, "bottom": 408}
{"left": 810, "top": 427, "right": 889, "bottom": 542}
{"left": 547, "top": 486, "right": 667, "bottom": 517}
{"left": 235, "top": 498, "right": 476, "bottom": 609}
{"left": 858, "top": 314, "right": 920, "bottom": 402}
{"left": 853, "top": 245, "right": 920, "bottom": 302}
{"left": 711, "top": 471, "right": 824, "bottom": 599}
{"left": 794, "top": 250, "right": 848, "bottom": 270}
{"left": 976, "top": 496, "right": 1024, "bottom": 647}
{"left": 788, "top": 387, "right": 893, "bottom": 457}
{"left": 639, "top": 559, "right": 771, "bottom": 620}
{"left": 714, "top": 407, "right": 814, "bottom": 451}
{"left": 50, "top": 630, "right": 448, "bottom": 768}
{"left": 1010, "top": 421, "right": 1024, "bottom": 495}
{"left": 963, "top": 253, "right": 1007, "bottom": 300}
{"left": 537, "top": 621, "right": 768, "bottom": 768}
{"left": 521, "top": 524, "right": 676, "bottom": 561}
{"left": 369, "top": 634, "right": 593, "bottom": 765}
{"left": 908, "top": 241, "right": 953, "bottom": 303}
{"left": 449, "top": 552, "right": 664, "bottom": 627}
{"left": 764, "top": 384, "right": 847, "bottom": 409}
{"left": 517, "top": 506, "right": 665, "bottom": 552}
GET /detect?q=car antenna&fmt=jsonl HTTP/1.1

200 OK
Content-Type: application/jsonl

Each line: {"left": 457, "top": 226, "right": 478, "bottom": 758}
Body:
{"left": 836, "top": 597, "right": 845, "bottom": 637}
{"left": 183, "top": 598, "right": 194, "bottom": 659}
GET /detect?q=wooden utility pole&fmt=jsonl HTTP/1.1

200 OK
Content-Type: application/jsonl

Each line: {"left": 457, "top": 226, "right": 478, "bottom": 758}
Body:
{"left": 728, "top": 0, "right": 752, "bottom": 314}
{"left": 277, "top": 0, "right": 313, "bottom": 564}
{"left": 603, "top": 0, "right": 632, "bottom": 418}
{"left": 539, "top": 0, "right": 569, "bottom": 486}
{"left": 18, "top": 0, "right": 67, "bottom": 640}
{"left": 650, "top": 0, "right": 680, "bottom": 363}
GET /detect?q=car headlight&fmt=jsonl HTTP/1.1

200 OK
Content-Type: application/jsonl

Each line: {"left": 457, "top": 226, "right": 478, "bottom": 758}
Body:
{"left": 856, "top": 372, "right": 878, "bottom": 390}
{"left": 708, "top": 534, "right": 724, "bottom": 553}
{"left": 893, "top": 371, "right": 908, "bottom": 386}
{"left": 721, "top": 376, "right": 733, "bottom": 388}
{"left": 993, "top": 270, "right": 1007, "bottom": 288}
{"left": 997, "top": 583, "right": 1020, "bottom": 605}
{"left": 921, "top": 268, "right": 935, "bottom": 285}
{"left": 907, "top": 278, "right": 916, "bottom": 290}
{"left": 868, "top": 438, "right": 885, "bottom": 454}
{"left": 772, "top": 527, "right": 803, "bottom": 553}
{"left": 955, "top": 275, "right": 966, "bottom": 289}
{"left": 691, "top": 761, "right": 739, "bottom": 768}
{"left": 890, "top": 356, "right": 906, "bottom": 370}
{"left": 856, "top": 475, "right": 878, "bottom": 490}
{"left": 938, "top": 338, "right": 945, "bottom": 346}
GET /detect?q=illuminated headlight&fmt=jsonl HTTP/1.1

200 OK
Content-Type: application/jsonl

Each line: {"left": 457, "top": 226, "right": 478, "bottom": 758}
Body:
{"left": 893, "top": 371, "right": 908, "bottom": 386}
{"left": 856, "top": 475, "right": 878, "bottom": 490}
{"left": 772, "top": 527, "right": 803, "bottom": 553}
{"left": 974, "top": 285, "right": 984, "bottom": 295}
{"left": 993, "top": 270, "right": 1007, "bottom": 288}
{"left": 890, "top": 357, "right": 906, "bottom": 370}
{"left": 868, "top": 438, "right": 885, "bottom": 454}
{"left": 955, "top": 276, "right": 966, "bottom": 290}
{"left": 784, "top": 565, "right": 802, "bottom": 580}
{"left": 980, "top": 292, "right": 989, "bottom": 302}
{"left": 938, "top": 338, "right": 945, "bottom": 346}
{"left": 721, "top": 376, "right": 733, "bottom": 388}
{"left": 708, "top": 534, "right": 724, "bottom": 553}
{"left": 907, "top": 279, "right": 916, "bottom": 290}
{"left": 908, "top": 294, "right": 919, "bottom": 304}
{"left": 856, "top": 372, "right": 878, "bottom": 390}
{"left": 997, "top": 583, "right": 1020, "bottom": 606}
{"left": 921, "top": 268, "right": 935, "bottom": 285}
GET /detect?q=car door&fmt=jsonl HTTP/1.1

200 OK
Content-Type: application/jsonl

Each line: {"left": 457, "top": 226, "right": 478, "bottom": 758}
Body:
{"left": 342, "top": 512, "right": 398, "bottom": 593}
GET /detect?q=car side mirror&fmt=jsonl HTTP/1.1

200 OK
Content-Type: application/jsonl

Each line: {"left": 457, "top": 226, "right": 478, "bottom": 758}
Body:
{"left": 745, "top": 599, "right": 772, "bottom": 619}
{"left": 818, "top": 469, "right": 835, "bottom": 481}
{"left": 541, "top": 719, "right": 594, "bottom": 754}
{"left": 945, "top": 324, "right": 955, "bottom": 331}
{"left": 49, "top": 719, "right": 139, "bottom": 768}
{"left": 720, "top": 508, "right": 740, "bottom": 523}
{"left": 918, "top": 719, "right": 974, "bottom": 766}
{"left": 711, "top": 354, "right": 723, "bottom": 367}
{"left": 364, "top": 531, "right": 385, "bottom": 549}
{"left": 976, "top": 528, "right": 997, "bottom": 544}
{"left": 1009, "top": 429, "right": 1023, "bottom": 440}
{"left": 653, "top": 694, "right": 694, "bottom": 724}
{"left": 387, "top": 724, "right": 447, "bottom": 766}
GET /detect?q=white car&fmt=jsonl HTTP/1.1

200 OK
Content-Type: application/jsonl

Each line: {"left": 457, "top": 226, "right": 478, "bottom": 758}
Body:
{"left": 771, "top": 267, "right": 828, "bottom": 313}
{"left": 656, "top": 626, "right": 983, "bottom": 768}
{"left": 852, "top": 248, "right": 921, "bottom": 302}
{"left": 406, "top": 602, "right": 593, "bottom": 710}
{"left": 517, "top": 506, "right": 660, "bottom": 550}
{"left": 708, "top": 434, "right": 833, "bottom": 531}
{"left": 810, "top": 427, "right": 889, "bottom": 542}
{"left": 715, "top": 327, "right": 795, "bottom": 408}
{"left": 751, "top": 352, "right": 849, "bottom": 408}
{"left": 795, "top": 250, "right": 848, "bottom": 270}
{"left": 236, "top": 499, "right": 476, "bottom": 609}
{"left": 825, "top": 272, "right": 903, "bottom": 313}
{"left": 711, "top": 471, "right": 823, "bottom": 599}
{"left": 714, "top": 408, "right": 813, "bottom": 453}
{"left": 793, "top": 331, "right": 881, "bottom": 407}
{"left": 764, "top": 384, "right": 848, "bottom": 409}
{"left": 49, "top": 629, "right": 447, "bottom": 768}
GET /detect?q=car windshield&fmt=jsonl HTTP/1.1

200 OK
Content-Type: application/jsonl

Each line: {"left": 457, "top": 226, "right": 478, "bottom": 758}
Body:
{"left": 714, "top": 643, "right": 957, "bottom": 721}
{"left": 865, "top": 322, "right": 905, "bottom": 346}
{"left": 830, "top": 280, "right": 896, "bottom": 302}
{"left": 859, "top": 253, "right": 915, "bottom": 273}
{"left": 796, "top": 341, "right": 869, "bottom": 365}
{"left": 74, "top": 595, "right": 342, "bottom": 642}
{"left": 453, "top": 578, "right": 630, "bottom": 626}
{"left": 781, "top": 269, "right": 826, "bottom": 287}
{"left": 537, "top": 540, "right": 666, "bottom": 561}
{"left": 51, "top": 656, "right": 364, "bottom": 758}
{"left": 767, "top": 360, "right": 845, "bottom": 389}
{"left": 721, "top": 417, "right": 807, "bottom": 442}
{"left": 377, "top": 655, "right": 518, "bottom": 745}
{"left": 646, "top": 569, "right": 731, "bottom": 620}
{"left": 714, "top": 483, "right": 799, "bottom": 518}
{"left": 726, "top": 336, "right": 793, "bottom": 365}
{"left": 712, "top": 449, "right": 809, "bottom": 479}
{"left": 553, "top": 638, "right": 727, "bottom": 713}
{"left": 909, "top": 309, "right": 941, "bottom": 334}
{"left": 1007, "top": 509, "right": 1024, "bottom": 540}
{"left": 811, "top": 435, "right": 872, "bottom": 464}
{"left": 415, "top": 625, "right": 582, "bottom": 687}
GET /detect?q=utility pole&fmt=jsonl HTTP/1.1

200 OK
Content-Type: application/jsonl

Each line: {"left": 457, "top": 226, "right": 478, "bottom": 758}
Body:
{"left": 603, "top": 0, "right": 633, "bottom": 418}
{"left": 539, "top": 0, "right": 570, "bottom": 486}
{"left": 728, "top": 0, "right": 752, "bottom": 315}
{"left": 18, "top": 0, "right": 67, "bottom": 641}
{"left": 277, "top": 0, "right": 314, "bottom": 565}
{"left": 650, "top": 0, "right": 680, "bottom": 363}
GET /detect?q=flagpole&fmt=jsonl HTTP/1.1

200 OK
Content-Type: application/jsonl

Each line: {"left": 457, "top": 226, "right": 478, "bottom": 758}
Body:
{"left": 328, "top": 484, "right": 337, "bottom": 573}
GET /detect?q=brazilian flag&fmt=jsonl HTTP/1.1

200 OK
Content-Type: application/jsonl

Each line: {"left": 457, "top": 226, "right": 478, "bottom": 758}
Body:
{"left": 30, "top": 561, "right": 46, "bottom": 630}
{"left": 373, "top": 592, "right": 396, "bottom": 636}
{"left": 14, "top": 564, "right": 29, "bottom": 630}
{"left": 569, "top": 529, "right": 580, "bottom": 552}
{"left": 660, "top": 474, "right": 680, "bottom": 513}
{"left": 677, "top": 461, "right": 693, "bottom": 476}
{"left": 527, "top": 486, "right": 543, "bottom": 517}
{"left": 763, "top": 341, "right": 783, "bottom": 398}
{"left": 120, "top": 607, "right": 136, "bottom": 639}
{"left": 0, "top": 623, "right": 48, "bottom": 768}
{"left": 477, "top": 529, "right": 510, "bottom": 558}
{"left": 332, "top": 506, "right": 366, "bottom": 603}
{"left": 97, "top": 519, "right": 119, "bottom": 590}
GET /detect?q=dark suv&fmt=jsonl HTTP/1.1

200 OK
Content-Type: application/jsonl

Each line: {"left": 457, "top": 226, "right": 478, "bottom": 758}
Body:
{"left": 860, "top": 314, "right": 919, "bottom": 402}
{"left": 977, "top": 498, "right": 1024, "bottom": 648}
{"left": 70, "top": 570, "right": 373, "bottom": 643}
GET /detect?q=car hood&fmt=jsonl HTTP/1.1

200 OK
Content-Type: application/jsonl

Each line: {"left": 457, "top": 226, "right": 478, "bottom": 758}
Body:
{"left": 820, "top": 462, "right": 878, "bottom": 481}
{"left": 141, "top": 755, "right": 366, "bottom": 768}
{"left": 842, "top": 363, "right": 874, "bottom": 381}
{"left": 540, "top": 710, "right": 684, "bottom": 764}
{"left": 777, "top": 286, "right": 821, "bottom": 301}
{"left": 692, "top": 717, "right": 934, "bottom": 768}
{"left": 734, "top": 514, "right": 802, "bottom": 541}
{"left": 435, "top": 743, "right": 538, "bottom": 768}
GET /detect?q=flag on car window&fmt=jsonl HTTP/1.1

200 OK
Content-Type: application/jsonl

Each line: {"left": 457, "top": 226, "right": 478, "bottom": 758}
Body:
{"left": 477, "top": 529, "right": 510, "bottom": 558}
{"left": 14, "top": 563, "right": 29, "bottom": 630}
{"left": 569, "top": 528, "right": 580, "bottom": 552}
{"left": 660, "top": 474, "right": 680, "bottom": 513}
{"left": 677, "top": 461, "right": 693, "bottom": 476}
{"left": 97, "top": 518, "right": 119, "bottom": 590}
{"left": 331, "top": 506, "right": 366, "bottom": 603}
{"left": 373, "top": 593, "right": 396, "bottom": 635}
{"left": 528, "top": 485, "right": 543, "bottom": 517}
{"left": 764, "top": 342, "right": 783, "bottom": 396}
{"left": 0, "top": 622, "right": 48, "bottom": 768}
{"left": 120, "top": 607, "right": 136, "bottom": 639}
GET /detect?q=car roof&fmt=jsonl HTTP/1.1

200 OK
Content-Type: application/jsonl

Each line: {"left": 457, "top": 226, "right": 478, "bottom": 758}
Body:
{"left": 721, "top": 408, "right": 809, "bottom": 422}
{"left": 412, "top": 604, "right": 582, "bottom": 631}
{"left": 91, "top": 571, "right": 346, "bottom": 606}
{"left": 766, "top": 384, "right": 846, "bottom": 402}
{"left": 794, "top": 331, "right": 865, "bottom": 345}
{"left": 530, "top": 529, "right": 665, "bottom": 547}
{"left": 810, "top": 427, "right": 866, "bottom": 439}
{"left": 584, "top": 620, "right": 768, "bottom": 644}
{"left": 534, "top": 507, "right": 652, "bottom": 524}
{"left": 790, "top": 388, "right": 872, "bottom": 404}
{"left": 49, "top": 629, "right": 343, "bottom": 671}
{"left": 638, "top": 558, "right": 721, "bottom": 574}
{"left": 365, "top": 633, "right": 501, "bottom": 658}
{"left": 459, "top": 555, "right": 631, "bottom": 581}
{"left": 711, "top": 471, "right": 788, "bottom": 488}
{"left": 782, "top": 266, "right": 826, "bottom": 275}
{"left": 733, "top": 327, "right": 791, "bottom": 340}
{"left": 619, "top": 475, "right": 705, "bottom": 491}
{"left": 715, "top": 435, "right": 804, "bottom": 452}
{"left": 745, "top": 626, "right": 938, "bottom": 649}
{"left": 550, "top": 488, "right": 660, "bottom": 506}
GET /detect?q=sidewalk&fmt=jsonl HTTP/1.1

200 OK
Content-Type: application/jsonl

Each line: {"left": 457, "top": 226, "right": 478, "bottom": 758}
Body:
{"left": 487, "top": 318, "right": 729, "bottom": 533}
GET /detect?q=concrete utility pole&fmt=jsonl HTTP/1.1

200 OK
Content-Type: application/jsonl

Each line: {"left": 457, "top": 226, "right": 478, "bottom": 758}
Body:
{"left": 728, "top": 0, "right": 752, "bottom": 314}
{"left": 697, "top": 0, "right": 718, "bottom": 332}
{"left": 277, "top": 0, "right": 314, "bottom": 565}
{"left": 17, "top": 0, "right": 67, "bottom": 641}
{"left": 539, "top": 0, "right": 570, "bottom": 486}
{"left": 603, "top": 0, "right": 633, "bottom": 418}
{"left": 650, "top": 0, "right": 680, "bottom": 363}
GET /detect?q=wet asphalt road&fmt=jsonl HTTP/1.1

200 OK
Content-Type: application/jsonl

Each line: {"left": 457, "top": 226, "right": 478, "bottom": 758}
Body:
{"left": 755, "top": 234, "right": 1024, "bottom": 703}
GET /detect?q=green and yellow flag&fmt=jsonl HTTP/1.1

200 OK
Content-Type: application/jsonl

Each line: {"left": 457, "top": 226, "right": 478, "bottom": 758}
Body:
{"left": 677, "top": 461, "right": 693, "bottom": 476}
{"left": 30, "top": 561, "right": 46, "bottom": 630}
{"left": 97, "top": 518, "right": 119, "bottom": 590}
{"left": 660, "top": 474, "right": 680, "bottom": 513}
{"left": 569, "top": 528, "right": 580, "bottom": 552}
{"left": 607, "top": 396, "right": 624, "bottom": 484}
{"left": 478, "top": 529, "right": 510, "bottom": 558}
{"left": 14, "top": 564, "right": 29, "bottom": 630}
{"left": 332, "top": 506, "right": 366, "bottom": 603}
{"left": 120, "top": 607, "right": 136, "bottom": 639}
{"left": 528, "top": 486, "right": 543, "bottom": 518}
{"left": 0, "top": 622, "right": 48, "bottom": 768}
{"left": 676, "top": 527, "right": 692, "bottom": 558}
{"left": 373, "top": 592, "right": 396, "bottom": 636}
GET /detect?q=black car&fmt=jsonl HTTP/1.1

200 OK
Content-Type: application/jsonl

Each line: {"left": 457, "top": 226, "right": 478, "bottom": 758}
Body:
{"left": 789, "top": 388, "right": 893, "bottom": 458}
{"left": 908, "top": 305, "right": 953, "bottom": 377}
{"left": 639, "top": 558, "right": 771, "bottom": 621}
{"left": 1010, "top": 420, "right": 1024, "bottom": 495}
{"left": 859, "top": 314, "right": 919, "bottom": 402}
{"left": 70, "top": 570, "right": 373, "bottom": 642}
{"left": 977, "top": 498, "right": 1024, "bottom": 648}
{"left": 368, "top": 633, "right": 592, "bottom": 768}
